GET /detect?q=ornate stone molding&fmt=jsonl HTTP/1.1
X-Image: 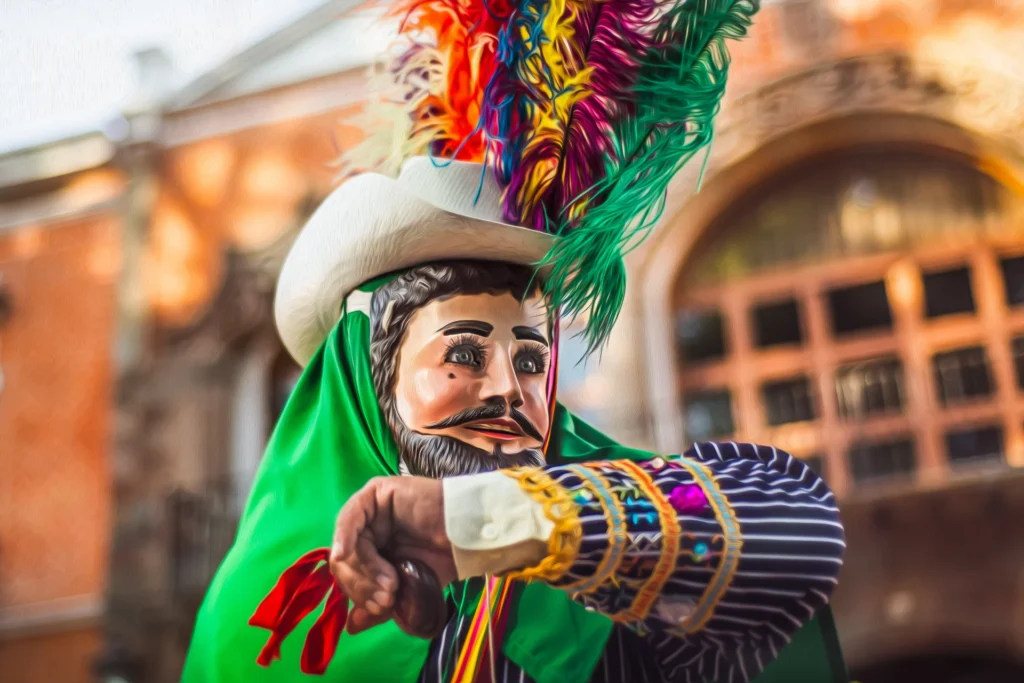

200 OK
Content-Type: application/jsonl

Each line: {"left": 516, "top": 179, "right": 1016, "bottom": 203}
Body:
{"left": 0, "top": 131, "right": 114, "bottom": 190}
{"left": 105, "top": 248, "right": 287, "bottom": 681}
{"left": 711, "top": 52, "right": 1024, "bottom": 169}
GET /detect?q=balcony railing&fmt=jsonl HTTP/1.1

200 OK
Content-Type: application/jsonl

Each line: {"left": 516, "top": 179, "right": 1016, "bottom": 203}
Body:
{"left": 167, "top": 478, "right": 244, "bottom": 620}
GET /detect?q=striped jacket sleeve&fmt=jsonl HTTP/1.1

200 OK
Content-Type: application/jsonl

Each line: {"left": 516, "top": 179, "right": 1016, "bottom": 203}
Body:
{"left": 512, "top": 442, "right": 845, "bottom": 683}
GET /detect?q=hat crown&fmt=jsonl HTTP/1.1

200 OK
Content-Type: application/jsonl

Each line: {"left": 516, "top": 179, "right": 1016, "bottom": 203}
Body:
{"left": 275, "top": 157, "right": 553, "bottom": 366}
{"left": 398, "top": 157, "right": 505, "bottom": 224}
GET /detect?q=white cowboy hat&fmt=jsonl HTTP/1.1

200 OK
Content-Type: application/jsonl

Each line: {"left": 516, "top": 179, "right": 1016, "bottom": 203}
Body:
{"left": 275, "top": 156, "right": 555, "bottom": 366}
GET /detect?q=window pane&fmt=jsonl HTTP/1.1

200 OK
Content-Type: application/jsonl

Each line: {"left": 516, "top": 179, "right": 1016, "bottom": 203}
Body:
{"left": 803, "top": 454, "right": 826, "bottom": 481}
{"left": 933, "top": 346, "right": 994, "bottom": 405}
{"left": 849, "top": 437, "right": 917, "bottom": 484}
{"left": 676, "top": 309, "right": 726, "bottom": 363}
{"left": 945, "top": 425, "right": 1004, "bottom": 466}
{"left": 835, "top": 357, "right": 905, "bottom": 420}
{"left": 1000, "top": 255, "right": 1024, "bottom": 307}
{"left": 762, "top": 377, "right": 816, "bottom": 426}
{"left": 684, "top": 389, "right": 734, "bottom": 440}
{"left": 923, "top": 266, "right": 975, "bottom": 318}
{"left": 753, "top": 299, "right": 803, "bottom": 348}
{"left": 827, "top": 281, "right": 893, "bottom": 336}
{"left": 1013, "top": 336, "right": 1024, "bottom": 389}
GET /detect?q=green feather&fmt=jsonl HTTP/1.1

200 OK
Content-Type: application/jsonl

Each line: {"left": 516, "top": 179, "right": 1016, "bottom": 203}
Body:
{"left": 539, "top": 0, "right": 760, "bottom": 354}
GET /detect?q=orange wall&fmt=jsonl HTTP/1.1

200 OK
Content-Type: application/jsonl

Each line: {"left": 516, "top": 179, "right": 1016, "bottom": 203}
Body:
{"left": 0, "top": 215, "right": 117, "bottom": 611}
{"left": 724, "top": 0, "right": 1023, "bottom": 100}
{"left": 152, "top": 107, "right": 352, "bottom": 326}
{"left": 0, "top": 626, "right": 102, "bottom": 683}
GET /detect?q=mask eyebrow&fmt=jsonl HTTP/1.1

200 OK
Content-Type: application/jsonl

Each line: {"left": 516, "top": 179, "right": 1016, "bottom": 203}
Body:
{"left": 439, "top": 320, "right": 494, "bottom": 337}
{"left": 513, "top": 326, "right": 548, "bottom": 345}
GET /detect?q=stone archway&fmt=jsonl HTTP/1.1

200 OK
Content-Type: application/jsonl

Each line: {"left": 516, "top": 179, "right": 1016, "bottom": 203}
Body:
{"left": 633, "top": 51, "right": 1024, "bottom": 453}
{"left": 618, "top": 51, "right": 1024, "bottom": 674}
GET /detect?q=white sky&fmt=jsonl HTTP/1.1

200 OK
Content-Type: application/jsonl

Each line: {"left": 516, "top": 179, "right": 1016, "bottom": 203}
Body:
{"left": 0, "top": 0, "right": 327, "bottom": 152}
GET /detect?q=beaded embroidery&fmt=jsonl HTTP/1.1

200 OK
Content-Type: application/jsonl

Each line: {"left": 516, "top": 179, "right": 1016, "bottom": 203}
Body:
{"left": 666, "top": 456, "right": 743, "bottom": 634}
{"left": 500, "top": 467, "right": 582, "bottom": 583}
{"left": 560, "top": 464, "right": 629, "bottom": 594}
{"left": 604, "top": 460, "right": 681, "bottom": 623}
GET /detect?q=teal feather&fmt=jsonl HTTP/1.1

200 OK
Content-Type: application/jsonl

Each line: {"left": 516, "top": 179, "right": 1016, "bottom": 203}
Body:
{"left": 539, "top": 0, "right": 760, "bottom": 353}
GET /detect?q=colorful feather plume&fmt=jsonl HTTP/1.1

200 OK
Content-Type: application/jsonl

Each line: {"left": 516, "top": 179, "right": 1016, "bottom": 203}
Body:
{"left": 538, "top": 0, "right": 761, "bottom": 351}
{"left": 345, "top": 0, "right": 760, "bottom": 351}
{"left": 339, "top": 0, "right": 512, "bottom": 174}
{"left": 394, "top": 0, "right": 514, "bottom": 161}
{"left": 489, "top": 0, "right": 660, "bottom": 231}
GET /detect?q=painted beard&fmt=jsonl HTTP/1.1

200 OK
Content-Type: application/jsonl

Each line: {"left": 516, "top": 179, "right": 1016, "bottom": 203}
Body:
{"left": 392, "top": 412, "right": 546, "bottom": 479}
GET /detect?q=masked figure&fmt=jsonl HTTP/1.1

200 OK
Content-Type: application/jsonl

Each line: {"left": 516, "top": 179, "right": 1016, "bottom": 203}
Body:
{"left": 184, "top": 1, "right": 848, "bottom": 682}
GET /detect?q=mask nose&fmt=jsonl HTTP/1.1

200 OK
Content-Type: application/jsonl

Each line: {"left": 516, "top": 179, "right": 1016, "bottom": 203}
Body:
{"left": 479, "top": 349, "right": 524, "bottom": 409}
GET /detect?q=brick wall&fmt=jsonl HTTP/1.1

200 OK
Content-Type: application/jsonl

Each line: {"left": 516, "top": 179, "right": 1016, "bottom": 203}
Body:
{"left": 0, "top": 213, "right": 119, "bottom": 673}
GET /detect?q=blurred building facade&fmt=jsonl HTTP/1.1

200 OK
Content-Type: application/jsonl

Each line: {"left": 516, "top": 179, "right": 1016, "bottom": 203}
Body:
{"left": 2, "top": 0, "right": 1024, "bottom": 681}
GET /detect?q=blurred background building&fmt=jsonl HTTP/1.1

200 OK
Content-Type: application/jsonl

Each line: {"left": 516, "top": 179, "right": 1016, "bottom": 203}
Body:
{"left": 2, "top": 0, "right": 1024, "bottom": 681}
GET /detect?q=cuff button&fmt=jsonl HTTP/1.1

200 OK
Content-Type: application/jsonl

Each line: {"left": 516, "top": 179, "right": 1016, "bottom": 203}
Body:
{"left": 481, "top": 523, "right": 500, "bottom": 541}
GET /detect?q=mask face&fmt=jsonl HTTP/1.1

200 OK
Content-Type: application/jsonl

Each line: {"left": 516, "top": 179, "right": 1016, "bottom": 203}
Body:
{"left": 390, "top": 291, "right": 552, "bottom": 478}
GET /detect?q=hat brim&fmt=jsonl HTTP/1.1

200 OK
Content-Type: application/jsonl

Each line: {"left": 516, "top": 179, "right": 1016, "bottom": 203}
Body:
{"left": 275, "top": 171, "right": 555, "bottom": 366}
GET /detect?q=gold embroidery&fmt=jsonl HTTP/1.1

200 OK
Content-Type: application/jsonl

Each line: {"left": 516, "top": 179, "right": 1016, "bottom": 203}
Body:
{"left": 669, "top": 457, "right": 743, "bottom": 634}
{"left": 500, "top": 467, "right": 582, "bottom": 582}
{"left": 605, "top": 460, "right": 681, "bottom": 623}
{"left": 559, "top": 464, "right": 628, "bottom": 594}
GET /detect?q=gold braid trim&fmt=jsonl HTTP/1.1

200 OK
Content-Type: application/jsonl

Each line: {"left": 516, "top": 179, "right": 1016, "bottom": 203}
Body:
{"left": 557, "top": 464, "right": 628, "bottom": 594}
{"left": 605, "top": 460, "right": 682, "bottom": 623}
{"left": 668, "top": 456, "right": 743, "bottom": 634}
{"left": 499, "top": 467, "right": 582, "bottom": 582}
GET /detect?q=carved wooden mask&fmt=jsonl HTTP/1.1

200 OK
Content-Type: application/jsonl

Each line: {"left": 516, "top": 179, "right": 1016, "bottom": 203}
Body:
{"left": 369, "top": 261, "right": 553, "bottom": 478}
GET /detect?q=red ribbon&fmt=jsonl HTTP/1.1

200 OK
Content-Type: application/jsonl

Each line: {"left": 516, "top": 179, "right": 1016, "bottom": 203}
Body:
{"left": 249, "top": 547, "right": 348, "bottom": 675}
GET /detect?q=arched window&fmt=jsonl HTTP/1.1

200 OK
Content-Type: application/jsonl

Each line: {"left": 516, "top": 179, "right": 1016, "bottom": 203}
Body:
{"left": 674, "top": 148, "right": 1024, "bottom": 496}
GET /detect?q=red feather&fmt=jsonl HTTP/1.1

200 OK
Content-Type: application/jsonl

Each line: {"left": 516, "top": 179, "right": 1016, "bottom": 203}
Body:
{"left": 390, "top": 0, "right": 515, "bottom": 161}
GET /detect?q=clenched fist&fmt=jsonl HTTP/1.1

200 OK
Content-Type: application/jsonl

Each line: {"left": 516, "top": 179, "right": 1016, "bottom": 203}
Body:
{"left": 329, "top": 476, "right": 456, "bottom": 638}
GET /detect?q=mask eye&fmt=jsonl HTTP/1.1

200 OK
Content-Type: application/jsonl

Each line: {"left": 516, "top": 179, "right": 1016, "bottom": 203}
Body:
{"left": 444, "top": 335, "right": 486, "bottom": 369}
{"left": 514, "top": 344, "right": 549, "bottom": 375}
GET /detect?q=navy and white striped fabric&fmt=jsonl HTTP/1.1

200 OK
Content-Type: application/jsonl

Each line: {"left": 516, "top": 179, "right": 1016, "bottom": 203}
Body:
{"left": 419, "top": 442, "right": 845, "bottom": 683}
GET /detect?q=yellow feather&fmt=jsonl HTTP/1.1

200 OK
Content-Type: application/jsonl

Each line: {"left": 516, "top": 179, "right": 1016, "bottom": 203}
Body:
{"left": 512, "top": 0, "right": 594, "bottom": 221}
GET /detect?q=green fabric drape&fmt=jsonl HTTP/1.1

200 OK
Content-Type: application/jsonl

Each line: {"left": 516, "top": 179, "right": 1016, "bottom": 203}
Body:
{"left": 182, "top": 285, "right": 846, "bottom": 683}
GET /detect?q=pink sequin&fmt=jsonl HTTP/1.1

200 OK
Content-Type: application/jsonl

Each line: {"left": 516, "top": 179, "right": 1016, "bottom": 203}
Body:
{"left": 668, "top": 485, "right": 708, "bottom": 514}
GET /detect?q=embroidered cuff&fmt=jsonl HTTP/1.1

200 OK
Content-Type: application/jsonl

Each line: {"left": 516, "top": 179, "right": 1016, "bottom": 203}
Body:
{"left": 442, "top": 470, "right": 553, "bottom": 579}
{"left": 499, "top": 467, "right": 583, "bottom": 582}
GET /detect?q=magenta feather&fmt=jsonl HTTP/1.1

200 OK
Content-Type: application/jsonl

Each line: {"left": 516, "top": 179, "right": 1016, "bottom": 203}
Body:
{"left": 488, "top": 0, "right": 661, "bottom": 229}
{"left": 547, "top": 0, "right": 659, "bottom": 225}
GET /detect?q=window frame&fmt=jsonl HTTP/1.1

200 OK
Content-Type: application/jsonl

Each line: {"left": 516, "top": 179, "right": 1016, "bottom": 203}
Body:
{"left": 676, "top": 242, "right": 1024, "bottom": 498}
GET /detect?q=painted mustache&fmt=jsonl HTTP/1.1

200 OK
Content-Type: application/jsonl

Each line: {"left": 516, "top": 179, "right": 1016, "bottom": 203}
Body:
{"left": 426, "top": 401, "right": 544, "bottom": 442}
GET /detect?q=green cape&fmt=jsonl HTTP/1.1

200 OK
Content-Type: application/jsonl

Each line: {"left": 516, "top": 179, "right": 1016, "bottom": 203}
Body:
{"left": 183, "top": 284, "right": 847, "bottom": 683}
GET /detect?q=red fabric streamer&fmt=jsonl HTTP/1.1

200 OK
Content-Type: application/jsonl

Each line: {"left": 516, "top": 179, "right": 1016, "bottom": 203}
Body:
{"left": 249, "top": 547, "right": 348, "bottom": 675}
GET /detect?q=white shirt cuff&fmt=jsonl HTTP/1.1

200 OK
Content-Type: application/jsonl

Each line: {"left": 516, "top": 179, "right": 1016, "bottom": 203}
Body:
{"left": 442, "top": 470, "right": 554, "bottom": 579}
